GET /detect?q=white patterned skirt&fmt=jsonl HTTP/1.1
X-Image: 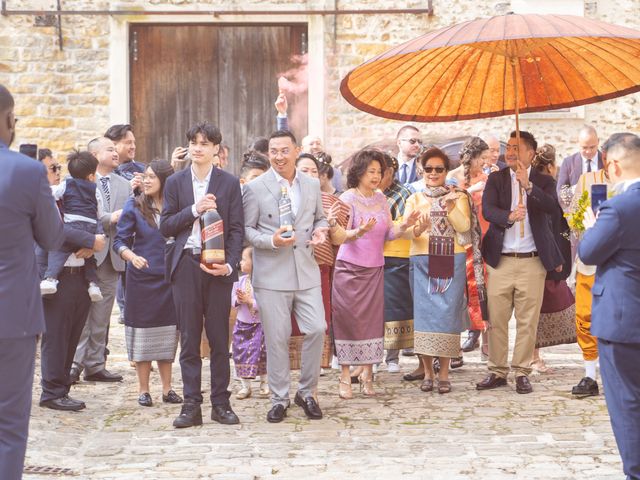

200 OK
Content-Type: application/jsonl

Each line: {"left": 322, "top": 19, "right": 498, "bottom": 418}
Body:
{"left": 125, "top": 325, "right": 179, "bottom": 362}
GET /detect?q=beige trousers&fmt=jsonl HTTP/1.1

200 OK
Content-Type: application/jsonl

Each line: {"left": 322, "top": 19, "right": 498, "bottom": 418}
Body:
{"left": 486, "top": 256, "right": 547, "bottom": 378}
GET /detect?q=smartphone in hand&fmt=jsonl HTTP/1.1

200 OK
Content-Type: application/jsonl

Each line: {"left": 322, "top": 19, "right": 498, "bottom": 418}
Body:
{"left": 591, "top": 184, "right": 607, "bottom": 212}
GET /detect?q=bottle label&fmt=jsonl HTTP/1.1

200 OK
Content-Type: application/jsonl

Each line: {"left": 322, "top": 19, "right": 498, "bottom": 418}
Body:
{"left": 279, "top": 203, "right": 292, "bottom": 219}
{"left": 202, "top": 249, "right": 225, "bottom": 264}
{"left": 202, "top": 220, "right": 224, "bottom": 243}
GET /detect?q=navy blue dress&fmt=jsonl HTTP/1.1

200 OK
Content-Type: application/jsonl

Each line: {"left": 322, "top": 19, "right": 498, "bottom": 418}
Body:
{"left": 113, "top": 198, "right": 177, "bottom": 329}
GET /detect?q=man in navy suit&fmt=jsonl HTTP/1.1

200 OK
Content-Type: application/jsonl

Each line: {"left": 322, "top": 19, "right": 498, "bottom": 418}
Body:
{"left": 557, "top": 125, "right": 603, "bottom": 201}
{"left": 0, "top": 85, "right": 65, "bottom": 479}
{"left": 395, "top": 125, "right": 422, "bottom": 185}
{"left": 579, "top": 133, "right": 640, "bottom": 480}
{"left": 160, "top": 122, "right": 244, "bottom": 428}
{"left": 477, "top": 130, "right": 564, "bottom": 395}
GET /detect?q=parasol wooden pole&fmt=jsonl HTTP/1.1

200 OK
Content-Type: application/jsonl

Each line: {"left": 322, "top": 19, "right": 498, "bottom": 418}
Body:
{"left": 511, "top": 58, "right": 525, "bottom": 238}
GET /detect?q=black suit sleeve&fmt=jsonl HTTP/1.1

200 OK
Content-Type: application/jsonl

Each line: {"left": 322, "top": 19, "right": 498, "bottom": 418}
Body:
{"left": 224, "top": 178, "right": 244, "bottom": 272}
{"left": 528, "top": 175, "right": 559, "bottom": 215}
{"left": 160, "top": 174, "right": 196, "bottom": 238}
{"left": 31, "top": 165, "right": 65, "bottom": 251}
{"left": 482, "top": 172, "right": 511, "bottom": 229}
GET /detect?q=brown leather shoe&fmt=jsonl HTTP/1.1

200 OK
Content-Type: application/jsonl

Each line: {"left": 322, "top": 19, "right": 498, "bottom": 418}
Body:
{"left": 476, "top": 373, "right": 507, "bottom": 390}
{"left": 515, "top": 375, "right": 533, "bottom": 394}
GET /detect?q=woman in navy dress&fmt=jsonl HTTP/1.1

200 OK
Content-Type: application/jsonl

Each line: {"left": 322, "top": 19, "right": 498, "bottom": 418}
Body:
{"left": 113, "top": 159, "right": 182, "bottom": 407}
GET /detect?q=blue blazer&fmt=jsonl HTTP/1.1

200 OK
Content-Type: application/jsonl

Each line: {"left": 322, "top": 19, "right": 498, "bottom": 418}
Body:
{"left": 395, "top": 160, "right": 419, "bottom": 185}
{"left": 481, "top": 167, "right": 564, "bottom": 271}
{"left": 0, "top": 144, "right": 65, "bottom": 338}
{"left": 159, "top": 166, "right": 244, "bottom": 283}
{"left": 578, "top": 182, "right": 640, "bottom": 343}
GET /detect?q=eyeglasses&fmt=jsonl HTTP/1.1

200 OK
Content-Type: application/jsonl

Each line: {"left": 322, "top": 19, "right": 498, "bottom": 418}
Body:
{"left": 400, "top": 138, "right": 423, "bottom": 145}
{"left": 423, "top": 166, "right": 446, "bottom": 173}
{"left": 48, "top": 164, "right": 62, "bottom": 173}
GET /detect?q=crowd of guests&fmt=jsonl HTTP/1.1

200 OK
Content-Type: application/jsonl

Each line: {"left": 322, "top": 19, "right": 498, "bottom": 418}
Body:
{"left": 1, "top": 82, "right": 639, "bottom": 480}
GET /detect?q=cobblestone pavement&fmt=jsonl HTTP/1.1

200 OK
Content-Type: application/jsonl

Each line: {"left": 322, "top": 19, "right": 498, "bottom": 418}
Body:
{"left": 25, "top": 311, "right": 622, "bottom": 480}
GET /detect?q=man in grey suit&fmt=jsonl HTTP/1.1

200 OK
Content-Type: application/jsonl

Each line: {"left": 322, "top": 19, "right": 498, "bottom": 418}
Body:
{"left": 557, "top": 125, "right": 603, "bottom": 205}
{"left": 0, "top": 84, "right": 65, "bottom": 480}
{"left": 71, "top": 137, "right": 132, "bottom": 382}
{"left": 243, "top": 130, "right": 328, "bottom": 423}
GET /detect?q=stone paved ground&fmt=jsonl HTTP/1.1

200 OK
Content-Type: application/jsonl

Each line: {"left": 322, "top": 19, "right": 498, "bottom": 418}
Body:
{"left": 25, "top": 311, "right": 623, "bottom": 480}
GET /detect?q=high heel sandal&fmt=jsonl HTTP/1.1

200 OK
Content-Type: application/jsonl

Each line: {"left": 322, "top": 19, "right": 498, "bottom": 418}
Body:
{"left": 338, "top": 378, "right": 353, "bottom": 399}
{"left": 358, "top": 374, "right": 376, "bottom": 396}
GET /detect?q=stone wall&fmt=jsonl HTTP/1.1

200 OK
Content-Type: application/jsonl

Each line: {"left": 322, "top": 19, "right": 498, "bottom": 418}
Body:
{"left": 0, "top": 0, "right": 638, "bottom": 164}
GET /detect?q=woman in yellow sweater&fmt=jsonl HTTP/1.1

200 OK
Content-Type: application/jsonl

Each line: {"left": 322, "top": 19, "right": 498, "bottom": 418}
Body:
{"left": 404, "top": 147, "right": 484, "bottom": 394}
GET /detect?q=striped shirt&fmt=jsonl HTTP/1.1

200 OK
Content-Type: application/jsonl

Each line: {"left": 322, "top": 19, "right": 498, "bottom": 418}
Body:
{"left": 314, "top": 192, "right": 350, "bottom": 266}
{"left": 384, "top": 180, "right": 413, "bottom": 220}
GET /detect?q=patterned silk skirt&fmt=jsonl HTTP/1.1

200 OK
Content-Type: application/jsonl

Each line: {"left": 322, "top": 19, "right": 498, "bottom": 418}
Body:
{"left": 232, "top": 320, "right": 267, "bottom": 378}
{"left": 411, "top": 253, "right": 469, "bottom": 358}
{"left": 332, "top": 260, "right": 384, "bottom": 365}
{"left": 383, "top": 257, "right": 414, "bottom": 350}
{"left": 125, "top": 325, "right": 179, "bottom": 362}
{"left": 535, "top": 279, "right": 577, "bottom": 349}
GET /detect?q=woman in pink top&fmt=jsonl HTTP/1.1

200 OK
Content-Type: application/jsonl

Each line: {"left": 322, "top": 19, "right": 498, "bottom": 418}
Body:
{"left": 332, "top": 149, "right": 418, "bottom": 399}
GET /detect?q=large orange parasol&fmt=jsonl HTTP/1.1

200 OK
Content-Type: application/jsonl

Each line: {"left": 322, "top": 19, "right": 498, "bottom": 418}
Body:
{"left": 340, "top": 13, "right": 640, "bottom": 122}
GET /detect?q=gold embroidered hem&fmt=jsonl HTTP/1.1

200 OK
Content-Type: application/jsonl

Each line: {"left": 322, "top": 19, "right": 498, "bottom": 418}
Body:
{"left": 289, "top": 334, "right": 332, "bottom": 370}
{"left": 414, "top": 331, "right": 460, "bottom": 358}
{"left": 384, "top": 319, "right": 414, "bottom": 350}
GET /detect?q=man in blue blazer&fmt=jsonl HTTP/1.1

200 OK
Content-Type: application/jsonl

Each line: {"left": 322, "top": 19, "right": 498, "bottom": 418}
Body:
{"left": 395, "top": 125, "right": 422, "bottom": 185}
{"left": 579, "top": 133, "right": 640, "bottom": 480}
{"left": 160, "top": 122, "right": 244, "bottom": 428}
{"left": 557, "top": 125, "right": 603, "bottom": 198}
{"left": 0, "top": 85, "right": 65, "bottom": 480}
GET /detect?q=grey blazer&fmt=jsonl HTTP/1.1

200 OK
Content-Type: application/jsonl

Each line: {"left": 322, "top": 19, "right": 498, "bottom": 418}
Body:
{"left": 243, "top": 169, "right": 328, "bottom": 291}
{"left": 96, "top": 172, "right": 133, "bottom": 271}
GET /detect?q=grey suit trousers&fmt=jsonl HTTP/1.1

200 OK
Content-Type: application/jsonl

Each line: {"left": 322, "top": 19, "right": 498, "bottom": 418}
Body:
{"left": 254, "top": 286, "right": 325, "bottom": 406}
{"left": 73, "top": 260, "right": 118, "bottom": 375}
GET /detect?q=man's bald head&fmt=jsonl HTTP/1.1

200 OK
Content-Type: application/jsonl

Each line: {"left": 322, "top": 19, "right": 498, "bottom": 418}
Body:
{"left": 578, "top": 125, "right": 599, "bottom": 161}
{"left": 0, "top": 84, "right": 16, "bottom": 146}
{"left": 88, "top": 136, "right": 119, "bottom": 173}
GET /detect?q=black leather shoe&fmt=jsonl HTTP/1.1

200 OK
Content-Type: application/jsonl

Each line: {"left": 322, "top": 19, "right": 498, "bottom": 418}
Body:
{"left": 173, "top": 402, "right": 202, "bottom": 428}
{"left": 84, "top": 369, "right": 123, "bottom": 382}
{"left": 266, "top": 404, "right": 288, "bottom": 423}
{"left": 461, "top": 330, "right": 481, "bottom": 352}
{"left": 294, "top": 392, "right": 323, "bottom": 420}
{"left": 69, "top": 367, "right": 81, "bottom": 384}
{"left": 476, "top": 373, "right": 508, "bottom": 390}
{"left": 403, "top": 371, "right": 425, "bottom": 381}
{"left": 138, "top": 392, "right": 153, "bottom": 407}
{"left": 40, "top": 395, "right": 86, "bottom": 411}
{"left": 571, "top": 377, "right": 599, "bottom": 397}
{"left": 162, "top": 390, "right": 183, "bottom": 404}
{"left": 211, "top": 404, "right": 240, "bottom": 425}
{"left": 515, "top": 375, "right": 533, "bottom": 394}
{"left": 450, "top": 356, "right": 464, "bottom": 369}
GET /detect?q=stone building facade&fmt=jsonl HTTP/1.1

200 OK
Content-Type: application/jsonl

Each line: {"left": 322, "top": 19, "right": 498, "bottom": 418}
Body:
{"left": 0, "top": 0, "right": 638, "bottom": 165}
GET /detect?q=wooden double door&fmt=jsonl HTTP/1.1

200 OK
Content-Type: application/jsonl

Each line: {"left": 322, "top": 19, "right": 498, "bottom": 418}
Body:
{"left": 130, "top": 23, "right": 308, "bottom": 174}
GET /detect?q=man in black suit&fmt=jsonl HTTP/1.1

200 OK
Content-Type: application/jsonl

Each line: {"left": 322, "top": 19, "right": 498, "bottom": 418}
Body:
{"left": 160, "top": 122, "right": 244, "bottom": 428}
{"left": 477, "top": 130, "right": 564, "bottom": 394}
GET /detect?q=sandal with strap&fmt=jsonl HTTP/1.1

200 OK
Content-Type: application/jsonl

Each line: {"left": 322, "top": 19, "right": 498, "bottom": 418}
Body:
{"left": 358, "top": 374, "right": 376, "bottom": 396}
{"left": 338, "top": 378, "right": 353, "bottom": 399}
{"left": 420, "top": 378, "right": 434, "bottom": 392}
{"left": 437, "top": 379, "right": 452, "bottom": 394}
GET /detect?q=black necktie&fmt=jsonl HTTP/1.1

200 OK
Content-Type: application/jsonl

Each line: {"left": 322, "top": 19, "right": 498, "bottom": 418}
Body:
{"left": 586, "top": 159, "right": 592, "bottom": 173}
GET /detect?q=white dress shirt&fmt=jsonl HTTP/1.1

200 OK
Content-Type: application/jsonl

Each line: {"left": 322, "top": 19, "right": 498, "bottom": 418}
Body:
{"left": 581, "top": 154, "right": 597, "bottom": 174}
{"left": 272, "top": 167, "right": 301, "bottom": 216}
{"left": 502, "top": 167, "right": 537, "bottom": 253}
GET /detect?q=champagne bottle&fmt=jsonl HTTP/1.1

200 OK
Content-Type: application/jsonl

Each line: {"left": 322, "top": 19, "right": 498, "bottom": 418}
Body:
{"left": 200, "top": 208, "right": 225, "bottom": 266}
{"left": 279, "top": 186, "right": 294, "bottom": 238}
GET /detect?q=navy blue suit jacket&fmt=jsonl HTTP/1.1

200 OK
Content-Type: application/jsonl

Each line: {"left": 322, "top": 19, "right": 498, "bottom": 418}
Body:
{"left": 159, "top": 166, "right": 244, "bottom": 283}
{"left": 481, "top": 167, "right": 564, "bottom": 272}
{"left": 578, "top": 182, "right": 640, "bottom": 343}
{"left": 395, "top": 159, "right": 419, "bottom": 185}
{"left": 557, "top": 151, "right": 603, "bottom": 194}
{"left": 0, "top": 144, "right": 65, "bottom": 338}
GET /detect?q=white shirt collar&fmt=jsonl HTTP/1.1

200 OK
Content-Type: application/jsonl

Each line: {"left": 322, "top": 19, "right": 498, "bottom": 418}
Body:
{"left": 622, "top": 177, "right": 640, "bottom": 192}
{"left": 509, "top": 165, "right": 532, "bottom": 179}
{"left": 271, "top": 167, "right": 298, "bottom": 186}
{"left": 96, "top": 171, "right": 110, "bottom": 180}
{"left": 190, "top": 165, "right": 213, "bottom": 184}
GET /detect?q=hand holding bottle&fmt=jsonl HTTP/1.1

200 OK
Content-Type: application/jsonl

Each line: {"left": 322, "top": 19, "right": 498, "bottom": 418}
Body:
{"left": 273, "top": 226, "right": 296, "bottom": 247}
{"left": 196, "top": 194, "right": 217, "bottom": 214}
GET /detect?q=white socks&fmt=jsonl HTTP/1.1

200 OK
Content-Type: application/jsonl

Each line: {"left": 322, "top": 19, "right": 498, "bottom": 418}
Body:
{"left": 585, "top": 359, "right": 598, "bottom": 381}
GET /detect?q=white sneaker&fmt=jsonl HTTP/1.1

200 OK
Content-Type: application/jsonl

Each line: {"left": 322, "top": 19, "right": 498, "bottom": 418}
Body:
{"left": 236, "top": 386, "right": 251, "bottom": 399}
{"left": 88, "top": 282, "right": 103, "bottom": 302}
{"left": 259, "top": 380, "right": 270, "bottom": 397}
{"left": 387, "top": 361, "right": 401, "bottom": 373}
{"left": 40, "top": 278, "right": 58, "bottom": 295}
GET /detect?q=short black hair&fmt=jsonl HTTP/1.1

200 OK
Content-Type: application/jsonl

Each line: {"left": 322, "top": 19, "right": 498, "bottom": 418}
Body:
{"left": 67, "top": 150, "right": 98, "bottom": 180}
{"left": 38, "top": 148, "right": 52, "bottom": 161}
{"left": 347, "top": 149, "right": 387, "bottom": 189}
{"left": 186, "top": 122, "right": 222, "bottom": 145}
{"left": 296, "top": 152, "right": 319, "bottom": 169}
{"left": 419, "top": 147, "right": 451, "bottom": 171}
{"left": 104, "top": 124, "right": 134, "bottom": 142}
{"left": 269, "top": 130, "right": 297, "bottom": 146}
{"left": 510, "top": 130, "right": 538, "bottom": 152}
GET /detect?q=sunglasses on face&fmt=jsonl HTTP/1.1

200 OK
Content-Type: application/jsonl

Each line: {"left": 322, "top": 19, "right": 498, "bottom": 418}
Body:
{"left": 401, "top": 138, "right": 423, "bottom": 145}
{"left": 49, "top": 164, "right": 62, "bottom": 173}
{"left": 423, "top": 166, "right": 446, "bottom": 173}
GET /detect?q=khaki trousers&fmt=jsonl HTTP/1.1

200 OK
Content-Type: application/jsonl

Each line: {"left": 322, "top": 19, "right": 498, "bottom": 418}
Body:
{"left": 486, "top": 256, "right": 547, "bottom": 378}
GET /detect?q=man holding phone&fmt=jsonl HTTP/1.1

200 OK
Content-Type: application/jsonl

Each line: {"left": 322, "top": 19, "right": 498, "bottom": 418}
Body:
{"left": 567, "top": 133, "right": 633, "bottom": 398}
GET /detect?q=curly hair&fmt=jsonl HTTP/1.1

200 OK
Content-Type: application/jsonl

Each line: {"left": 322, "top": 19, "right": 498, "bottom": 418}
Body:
{"left": 533, "top": 144, "right": 557, "bottom": 173}
{"left": 346, "top": 149, "right": 387, "bottom": 189}
{"left": 459, "top": 137, "right": 489, "bottom": 187}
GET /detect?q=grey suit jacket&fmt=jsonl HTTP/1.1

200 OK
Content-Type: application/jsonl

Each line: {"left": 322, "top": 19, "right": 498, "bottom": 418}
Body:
{"left": 96, "top": 172, "right": 132, "bottom": 270}
{"left": 243, "top": 169, "right": 328, "bottom": 291}
{"left": 557, "top": 151, "right": 603, "bottom": 194}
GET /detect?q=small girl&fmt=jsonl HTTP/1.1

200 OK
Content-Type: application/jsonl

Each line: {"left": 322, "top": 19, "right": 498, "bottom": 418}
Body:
{"left": 231, "top": 247, "right": 269, "bottom": 399}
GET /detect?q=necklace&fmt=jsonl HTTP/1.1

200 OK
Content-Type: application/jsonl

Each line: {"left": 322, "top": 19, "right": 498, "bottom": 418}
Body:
{"left": 355, "top": 187, "right": 374, "bottom": 198}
